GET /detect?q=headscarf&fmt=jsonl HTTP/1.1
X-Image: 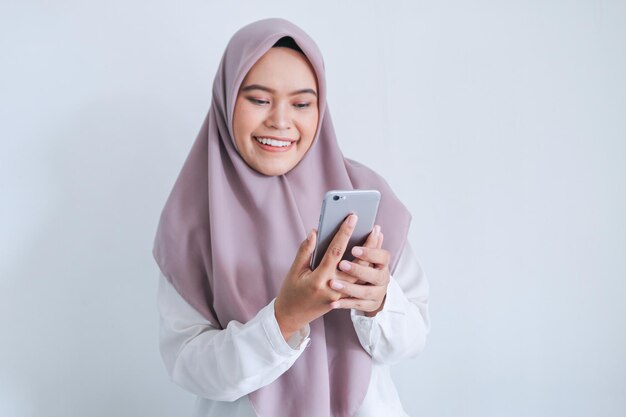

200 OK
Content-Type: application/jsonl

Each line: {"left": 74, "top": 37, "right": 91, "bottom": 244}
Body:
{"left": 153, "top": 17, "right": 411, "bottom": 417}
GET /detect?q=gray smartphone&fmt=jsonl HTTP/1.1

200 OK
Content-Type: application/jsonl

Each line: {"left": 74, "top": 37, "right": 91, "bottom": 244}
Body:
{"left": 310, "top": 189, "right": 381, "bottom": 270}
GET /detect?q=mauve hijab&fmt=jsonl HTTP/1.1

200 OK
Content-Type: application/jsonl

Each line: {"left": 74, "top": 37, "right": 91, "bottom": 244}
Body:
{"left": 153, "top": 17, "right": 411, "bottom": 417}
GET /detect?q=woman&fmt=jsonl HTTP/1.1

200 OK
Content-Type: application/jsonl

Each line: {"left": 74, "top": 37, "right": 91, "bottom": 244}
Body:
{"left": 153, "top": 18, "right": 430, "bottom": 417}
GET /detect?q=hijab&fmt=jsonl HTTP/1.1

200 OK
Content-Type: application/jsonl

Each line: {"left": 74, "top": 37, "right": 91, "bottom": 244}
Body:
{"left": 153, "top": 17, "right": 411, "bottom": 417}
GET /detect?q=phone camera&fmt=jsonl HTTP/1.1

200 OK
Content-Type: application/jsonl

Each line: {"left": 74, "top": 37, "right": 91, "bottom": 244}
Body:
{"left": 333, "top": 195, "right": 340, "bottom": 201}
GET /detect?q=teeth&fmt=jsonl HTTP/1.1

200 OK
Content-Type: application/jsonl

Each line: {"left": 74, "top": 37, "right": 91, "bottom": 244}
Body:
{"left": 255, "top": 137, "right": 292, "bottom": 147}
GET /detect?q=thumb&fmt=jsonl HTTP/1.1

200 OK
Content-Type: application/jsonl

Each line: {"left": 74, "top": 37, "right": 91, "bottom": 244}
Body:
{"left": 291, "top": 229, "right": 317, "bottom": 272}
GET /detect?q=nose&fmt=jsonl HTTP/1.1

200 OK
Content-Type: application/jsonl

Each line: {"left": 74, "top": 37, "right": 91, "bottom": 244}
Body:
{"left": 265, "top": 102, "right": 291, "bottom": 130}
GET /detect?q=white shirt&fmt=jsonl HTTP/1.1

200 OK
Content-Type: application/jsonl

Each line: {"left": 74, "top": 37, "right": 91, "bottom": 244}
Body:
{"left": 157, "top": 242, "right": 430, "bottom": 417}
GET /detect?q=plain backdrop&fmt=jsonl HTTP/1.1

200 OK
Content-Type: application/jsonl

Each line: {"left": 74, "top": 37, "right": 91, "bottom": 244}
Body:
{"left": 1, "top": 1, "right": 625, "bottom": 416}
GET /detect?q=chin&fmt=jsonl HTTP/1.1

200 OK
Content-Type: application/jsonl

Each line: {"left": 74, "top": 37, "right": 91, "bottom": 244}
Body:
{"left": 258, "top": 167, "right": 291, "bottom": 177}
{"left": 255, "top": 161, "right": 295, "bottom": 176}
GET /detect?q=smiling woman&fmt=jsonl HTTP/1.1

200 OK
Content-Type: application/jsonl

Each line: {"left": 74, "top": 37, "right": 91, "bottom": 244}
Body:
{"left": 232, "top": 44, "right": 319, "bottom": 176}
{"left": 153, "top": 17, "right": 430, "bottom": 417}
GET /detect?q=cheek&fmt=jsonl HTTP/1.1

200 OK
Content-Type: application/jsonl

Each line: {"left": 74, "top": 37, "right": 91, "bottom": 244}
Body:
{"left": 232, "top": 104, "right": 244, "bottom": 145}
{"left": 233, "top": 105, "right": 258, "bottom": 148}
{"left": 300, "top": 112, "right": 319, "bottom": 137}
{"left": 296, "top": 114, "right": 319, "bottom": 156}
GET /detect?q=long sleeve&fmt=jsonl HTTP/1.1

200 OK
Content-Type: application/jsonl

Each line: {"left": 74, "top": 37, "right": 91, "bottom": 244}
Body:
{"left": 157, "top": 273, "right": 311, "bottom": 402}
{"left": 350, "top": 242, "right": 430, "bottom": 365}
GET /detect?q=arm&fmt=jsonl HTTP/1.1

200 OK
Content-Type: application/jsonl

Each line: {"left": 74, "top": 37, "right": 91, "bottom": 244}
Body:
{"left": 159, "top": 216, "right": 363, "bottom": 401}
{"left": 349, "top": 242, "right": 430, "bottom": 365}
{"left": 157, "top": 272, "right": 311, "bottom": 402}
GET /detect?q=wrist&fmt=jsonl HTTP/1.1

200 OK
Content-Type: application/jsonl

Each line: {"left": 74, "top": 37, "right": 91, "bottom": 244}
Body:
{"left": 274, "top": 298, "right": 303, "bottom": 341}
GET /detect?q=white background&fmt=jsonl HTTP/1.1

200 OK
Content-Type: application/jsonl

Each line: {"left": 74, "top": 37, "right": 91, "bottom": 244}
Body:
{"left": 1, "top": 1, "right": 625, "bottom": 416}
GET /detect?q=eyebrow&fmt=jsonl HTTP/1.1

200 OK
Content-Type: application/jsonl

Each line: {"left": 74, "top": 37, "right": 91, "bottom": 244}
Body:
{"left": 240, "top": 84, "right": 317, "bottom": 97}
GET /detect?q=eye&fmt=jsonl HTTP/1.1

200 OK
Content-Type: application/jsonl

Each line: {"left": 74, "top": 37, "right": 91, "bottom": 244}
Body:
{"left": 247, "top": 98, "right": 269, "bottom": 105}
{"left": 294, "top": 103, "right": 311, "bottom": 109}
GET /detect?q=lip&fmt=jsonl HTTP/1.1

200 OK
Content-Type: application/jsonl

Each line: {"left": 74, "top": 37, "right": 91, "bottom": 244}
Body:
{"left": 253, "top": 136, "right": 296, "bottom": 153}
{"left": 253, "top": 135, "right": 297, "bottom": 143}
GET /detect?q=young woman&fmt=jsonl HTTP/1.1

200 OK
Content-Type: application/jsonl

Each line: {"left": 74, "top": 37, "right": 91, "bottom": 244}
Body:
{"left": 153, "top": 18, "right": 430, "bottom": 417}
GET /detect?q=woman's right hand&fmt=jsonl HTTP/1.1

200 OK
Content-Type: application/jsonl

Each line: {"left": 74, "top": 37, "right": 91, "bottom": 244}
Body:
{"left": 274, "top": 214, "right": 360, "bottom": 341}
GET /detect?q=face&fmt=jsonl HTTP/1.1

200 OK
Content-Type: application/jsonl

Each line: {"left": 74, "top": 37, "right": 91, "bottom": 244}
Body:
{"left": 232, "top": 47, "right": 319, "bottom": 176}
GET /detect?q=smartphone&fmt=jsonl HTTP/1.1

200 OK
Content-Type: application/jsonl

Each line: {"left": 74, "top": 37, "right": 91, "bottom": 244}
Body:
{"left": 310, "top": 189, "right": 381, "bottom": 270}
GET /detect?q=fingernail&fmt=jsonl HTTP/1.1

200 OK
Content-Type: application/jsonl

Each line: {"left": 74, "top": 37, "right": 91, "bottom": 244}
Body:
{"left": 307, "top": 229, "right": 313, "bottom": 241}
{"left": 374, "top": 225, "right": 381, "bottom": 235}
{"left": 348, "top": 214, "right": 358, "bottom": 227}
{"left": 339, "top": 260, "right": 351, "bottom": 271}
{"left": 331, "top": 280, "right": 344, "bottom": 290}
{"left": 352, "top": 247, "right": 363, "bottom": 256}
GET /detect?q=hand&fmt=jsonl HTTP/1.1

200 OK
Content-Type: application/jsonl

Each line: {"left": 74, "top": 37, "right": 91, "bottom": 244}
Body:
{"left": 348, "top": 224, "right": 382, "bottom": 286}
{"left": 328, "top": 227, "right": 391, "bottom": 316}
{"left": 274, "top": 214, "right": 360, "bottom": 341}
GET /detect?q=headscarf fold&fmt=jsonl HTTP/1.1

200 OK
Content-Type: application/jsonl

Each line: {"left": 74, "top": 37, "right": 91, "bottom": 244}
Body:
{"left": 153, "top": 17, "right": 411, "bottom": 417}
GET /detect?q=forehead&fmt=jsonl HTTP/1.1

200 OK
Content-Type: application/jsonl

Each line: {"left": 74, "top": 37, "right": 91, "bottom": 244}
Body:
{"left": 240, "top": 47, "right": 318, "bottom": 91}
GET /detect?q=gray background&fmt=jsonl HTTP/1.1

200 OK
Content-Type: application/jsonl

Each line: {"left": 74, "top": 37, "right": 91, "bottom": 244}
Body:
{"left": 1, "top": 1, "right": 625, "bottom": 416}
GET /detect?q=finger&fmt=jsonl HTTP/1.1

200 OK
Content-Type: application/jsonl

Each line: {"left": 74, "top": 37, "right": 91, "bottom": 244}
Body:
{"left": 337, "top": 260, "right": 386, "bottom": 286}
{"left": 329, "top": 297, "right": 379, "bottom": 312}
{"left": 376, "top": 231, "right": 384, "bottom": 249}
{"left": 329, "top": 278, "right": 378, "bottom": 301}
{"left": 319, "top": 214, "right": 358, "bottom": 271}
{"left": 334, "top": 269, "right": 360, "bottom": 285}
{"left": 355, "top": 225, "right": 380, "bottom": 267}
{"left": 351, "top": 246, "right": 390, "bottom": 268}
{"left": 362, "top": 225, "right": 380, "bottom": 250}
{"left": 289, "top": 229, "right": 317, "bottom": 273}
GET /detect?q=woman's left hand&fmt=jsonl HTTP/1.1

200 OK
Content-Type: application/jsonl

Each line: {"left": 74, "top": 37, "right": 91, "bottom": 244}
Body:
{"left": 328, "top": 228, "right": 390, "bottom": 316}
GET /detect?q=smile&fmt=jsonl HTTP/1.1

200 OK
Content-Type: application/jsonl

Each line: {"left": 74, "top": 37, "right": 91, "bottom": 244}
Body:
{"left": 254, "top": 136, "right": 296, "bottom": 152}
{"left": 255, "top": 137, "right": 293, "bottom": 147}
